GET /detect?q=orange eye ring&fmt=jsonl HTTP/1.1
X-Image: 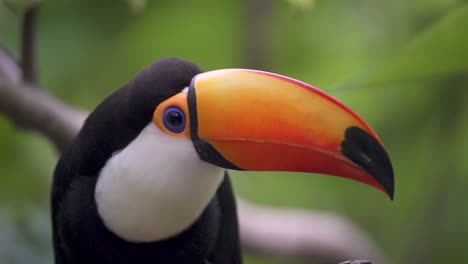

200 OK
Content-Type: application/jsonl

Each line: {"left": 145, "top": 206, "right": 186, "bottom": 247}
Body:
{"left": 153, "top": 92, "right": 191, "bottom": 138}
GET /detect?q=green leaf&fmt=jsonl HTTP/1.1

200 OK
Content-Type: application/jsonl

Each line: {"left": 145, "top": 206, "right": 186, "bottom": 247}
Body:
{"left": 367, "top": 4, "right": 468, "bottom": 86}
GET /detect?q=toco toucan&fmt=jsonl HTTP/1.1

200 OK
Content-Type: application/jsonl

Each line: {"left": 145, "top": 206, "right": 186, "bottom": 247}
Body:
{"left": 52, "top": 58, "right": 394, "bottom": 264}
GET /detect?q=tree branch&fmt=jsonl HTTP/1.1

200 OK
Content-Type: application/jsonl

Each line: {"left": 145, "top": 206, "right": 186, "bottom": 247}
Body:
{"left": 239, "top": 200, "right": 385, "bottom": 264}
{"left": 244, "top": 0, "right": 273, "bottom": 70}
{"left": 0, "top": 48, "right": 387, "bottom": 263}
{"left": 0, "top": 75, "right": 86, "bottom": 151}
{"left": 1, "top": 46, "right": 85, "bottom": 151}
{"left": 21, "top": 5, "right": 39, "bottom": 84}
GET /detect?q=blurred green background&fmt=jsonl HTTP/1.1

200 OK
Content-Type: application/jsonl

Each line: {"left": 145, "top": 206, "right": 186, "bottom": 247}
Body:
{"left": 1, "top": 0, "right": 468, "bottom": 263}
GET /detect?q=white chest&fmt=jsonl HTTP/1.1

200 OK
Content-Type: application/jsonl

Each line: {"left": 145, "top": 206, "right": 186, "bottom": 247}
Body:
{"left": 94, "top": 124, "right": 224, "bottom": 242}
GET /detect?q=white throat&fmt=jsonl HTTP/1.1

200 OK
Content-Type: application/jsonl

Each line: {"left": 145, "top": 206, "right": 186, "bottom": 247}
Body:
{"left": 95, "top": 124, "right": 224, "bottom": 242}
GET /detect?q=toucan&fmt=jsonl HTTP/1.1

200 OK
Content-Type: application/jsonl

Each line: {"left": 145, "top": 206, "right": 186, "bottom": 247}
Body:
{"left": 52, "top": 58, "right": 393, "bottom": 264}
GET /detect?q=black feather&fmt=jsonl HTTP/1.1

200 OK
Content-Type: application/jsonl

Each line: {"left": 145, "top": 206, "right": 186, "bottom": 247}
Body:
{"left": 52, "top": 58, "right": 241, "bottom": 264}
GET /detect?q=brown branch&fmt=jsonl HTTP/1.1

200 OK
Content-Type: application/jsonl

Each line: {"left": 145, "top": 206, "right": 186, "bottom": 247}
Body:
{"left": 0, "top": 44, "right": 21, "bottom": 83}
{"left": 0, "top": 48, "right": 388, "bottom": 263}
{"left": 239, "top": 200, "right": 386, "bottom": 264}
{"left": 244, "top": 0, "right": 273, "bottom": 70}
{"left": 21, "top": 5, "right": 39, "bottom": 84}
{"left": 1, "top": 47, "right": 85, "bottom": 151}
{"left": 0, "top": 76, "right": 86, "bottom": 151}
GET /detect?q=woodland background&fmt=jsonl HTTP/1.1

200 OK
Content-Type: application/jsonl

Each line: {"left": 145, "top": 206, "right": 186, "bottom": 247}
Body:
{"left": 0, "top": 0, "right": 468, "bottom": 263}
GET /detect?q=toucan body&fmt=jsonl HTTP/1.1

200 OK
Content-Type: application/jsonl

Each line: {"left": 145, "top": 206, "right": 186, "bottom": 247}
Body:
{"left": 52, "top": 58, "right": 394, "bottom": 264}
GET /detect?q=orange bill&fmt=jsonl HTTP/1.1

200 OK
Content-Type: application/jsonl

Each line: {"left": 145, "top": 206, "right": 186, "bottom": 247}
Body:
{"left": 187, "top": 69, "right": 394, "bottom": 198}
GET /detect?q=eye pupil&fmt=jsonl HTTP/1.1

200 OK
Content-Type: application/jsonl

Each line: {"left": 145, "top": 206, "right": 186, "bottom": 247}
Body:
{"left": 163, "top": 107, "right": 186, "bottom": 133}
{"left": 167, "top": 111, "right": 183, "bottom": 126}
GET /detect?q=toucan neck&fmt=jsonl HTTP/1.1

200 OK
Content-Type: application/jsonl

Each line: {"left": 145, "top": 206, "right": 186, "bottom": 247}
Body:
{"left": 94, "top": 124, "right": 225, "bottom": 242}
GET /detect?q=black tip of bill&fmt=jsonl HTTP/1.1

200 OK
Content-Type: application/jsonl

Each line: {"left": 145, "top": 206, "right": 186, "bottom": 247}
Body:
{"left": 341, "top": 126, "right": 395, "bottom": 200}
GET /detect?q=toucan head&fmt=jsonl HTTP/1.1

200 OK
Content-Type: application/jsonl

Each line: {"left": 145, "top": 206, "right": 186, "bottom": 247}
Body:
{"left": 148, "top": 59, "right": 394, "bottom": 198}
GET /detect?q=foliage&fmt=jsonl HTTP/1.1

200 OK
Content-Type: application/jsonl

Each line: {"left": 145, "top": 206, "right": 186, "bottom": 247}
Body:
{"left": 1, "top": 0, "right": 467, "bottom": 263}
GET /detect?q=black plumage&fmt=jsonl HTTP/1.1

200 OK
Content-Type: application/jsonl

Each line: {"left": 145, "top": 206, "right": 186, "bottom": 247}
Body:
{"left": 52, "top": 58, "right": 241, "bottom": 264}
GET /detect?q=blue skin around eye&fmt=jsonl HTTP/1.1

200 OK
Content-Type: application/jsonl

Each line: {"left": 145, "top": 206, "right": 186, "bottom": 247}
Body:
{"left": 163, "top": 106, "right": 186, "bottom": 133}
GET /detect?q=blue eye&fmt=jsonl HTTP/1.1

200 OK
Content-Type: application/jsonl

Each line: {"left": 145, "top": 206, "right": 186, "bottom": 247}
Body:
{"left": 163, "top": 107, "right": 186, "bottom": 133}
